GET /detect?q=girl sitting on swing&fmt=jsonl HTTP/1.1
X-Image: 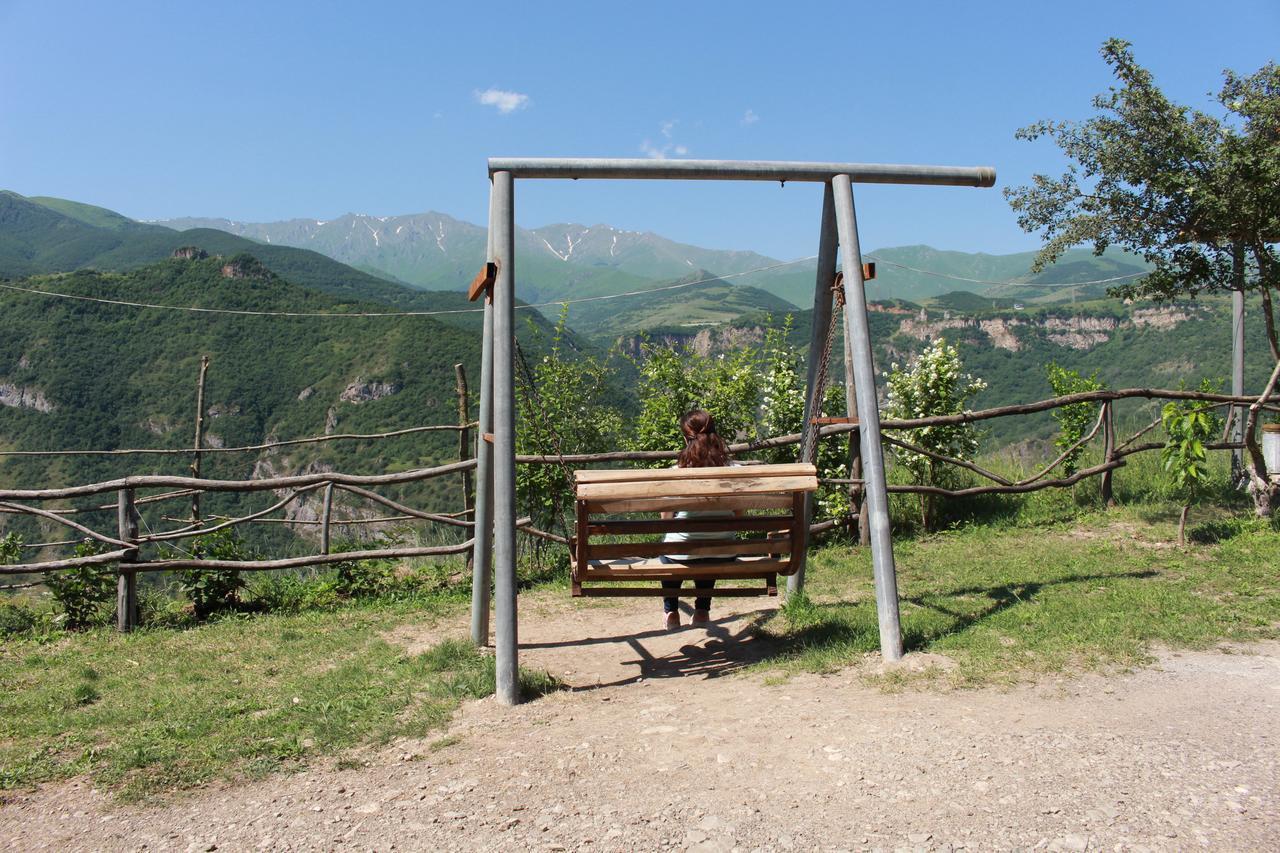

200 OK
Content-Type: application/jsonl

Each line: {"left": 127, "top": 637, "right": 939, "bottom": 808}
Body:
{"left": 660, "top": 409, "right": 739, "bottom": 629}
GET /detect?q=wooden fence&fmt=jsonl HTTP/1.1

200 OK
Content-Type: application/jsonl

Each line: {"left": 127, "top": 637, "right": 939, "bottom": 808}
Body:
{"left": 2, "top": 374, "right": 1278, "bottom": 629}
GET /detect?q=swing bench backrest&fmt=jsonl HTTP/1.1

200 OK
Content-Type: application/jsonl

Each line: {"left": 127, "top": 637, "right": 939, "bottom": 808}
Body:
{"left": 571, "top": 463, "right": 818, "bottom": 598}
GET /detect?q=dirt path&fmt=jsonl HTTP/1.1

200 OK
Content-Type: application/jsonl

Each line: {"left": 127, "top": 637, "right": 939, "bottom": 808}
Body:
{"left": 4, "top": 594, "right": 1279, "bottom": 852}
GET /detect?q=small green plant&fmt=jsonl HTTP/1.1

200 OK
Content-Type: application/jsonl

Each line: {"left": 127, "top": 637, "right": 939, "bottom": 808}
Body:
{"left": 0, "top": 602, "right": 40, "bottom": 637}
{"left": 333, "top": 550, "right": 394, "bottom": 599}
{"left": 1045, "top": 363, "right": 1106, "bottom": 477}
{"left": 1162, "top": 380, "right": 1226, "bottom": 545}
{"left": 0, "top": 532, "right": 22, "bottom": 565}
{"left": 177, "top": 530, "right": 248, "bottom": 618}
{"left": 45, "top": 541, "right": 116, "bottom": 630}
{"left": 883, "top": 338, "right": 988, "bottom": 531}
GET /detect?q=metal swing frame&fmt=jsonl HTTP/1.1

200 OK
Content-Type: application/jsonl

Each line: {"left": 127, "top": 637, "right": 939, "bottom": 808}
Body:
{"left": 468, "top": 158, "right": 997, "bottom": 705}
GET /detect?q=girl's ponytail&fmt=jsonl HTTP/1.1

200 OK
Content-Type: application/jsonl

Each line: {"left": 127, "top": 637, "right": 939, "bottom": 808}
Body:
{"left": 677, "top": 409, "right": 729, "bottom": 468}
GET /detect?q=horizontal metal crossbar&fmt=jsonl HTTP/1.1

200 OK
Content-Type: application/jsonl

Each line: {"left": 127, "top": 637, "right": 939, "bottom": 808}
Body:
{"left": 488, "top": 158, "right": 996, "bottom": 187}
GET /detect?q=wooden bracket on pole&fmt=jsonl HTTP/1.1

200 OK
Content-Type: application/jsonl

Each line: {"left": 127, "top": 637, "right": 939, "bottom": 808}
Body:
{"left": 468, "top": 261, "right": 498, "bottom": 302}
{"left": 811, "top": 416, "right": 860, "bottom": 426}
{"left": 862, "top": 262, "right": 876, "bottom": 281}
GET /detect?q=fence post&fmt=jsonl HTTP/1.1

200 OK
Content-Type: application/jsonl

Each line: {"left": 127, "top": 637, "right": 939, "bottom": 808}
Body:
{"left": 116, "top": 488, "right": 139, "bottom": 632}
{"left": 320, "top": 482, "right": 335, "bottom": 554}
{"left": 1100, "top": 401, "right": 1116, "bottom": 507}
{"left": 455, "top": 364, "right": 474, "bottom": 522}
{"left": 190, "top": 355, "right": 210, "bottom": 526}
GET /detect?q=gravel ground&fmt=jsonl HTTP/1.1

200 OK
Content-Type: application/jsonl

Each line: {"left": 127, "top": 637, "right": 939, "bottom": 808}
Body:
{"left": 3, "top": 595, "right": 1278, "bottom": 852}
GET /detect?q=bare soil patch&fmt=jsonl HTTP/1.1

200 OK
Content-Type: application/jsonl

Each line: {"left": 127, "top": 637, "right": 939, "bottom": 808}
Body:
{"left": 5, "top": 592, "right": 1278, "bottom": 852}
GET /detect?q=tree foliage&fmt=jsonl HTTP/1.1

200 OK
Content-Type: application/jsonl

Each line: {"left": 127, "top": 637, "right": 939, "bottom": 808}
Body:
{"left": 1045, "top": 363, "right": 1106, "bottom": 477}
{"left": 1005, "top": 39, "right": 1280, "bottom": 357}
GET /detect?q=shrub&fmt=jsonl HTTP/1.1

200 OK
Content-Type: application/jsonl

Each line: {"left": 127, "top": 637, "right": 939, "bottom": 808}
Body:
{"left": 177, "top": 530, "right": 248, "bottom": 618}
{"left": 0, "top": 602, "right": 40, "bottom": 637}
{"left": 883, "top": 338, "right": 987, "bottom": 531}
{"left": 45, "top": 541, "right": 116, "bottom": 630}
{"left": 0, "top": 532, "right": 22, "bottom": 565}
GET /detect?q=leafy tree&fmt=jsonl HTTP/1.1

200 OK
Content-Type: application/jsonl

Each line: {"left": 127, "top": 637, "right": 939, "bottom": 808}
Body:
{"left": 515, "top": 309, "right": 624, "bottom": 532}
{"left": 757, "top": 316, "right": 806, "bottom": 462}
{"left": 628, "top": 342, "right": 759, "bottom": 461}
{"left": 1045, "top": 363, "right": 1106, "bottom": 477}
{"left": 883, "top": 338, "right": 987, "bottom": 531}
{"left": 1006, "top": 40, "right": 1280, "bottom": 359}
{"left": 1161, "top": 380, "right": 1226, "bottom": 545}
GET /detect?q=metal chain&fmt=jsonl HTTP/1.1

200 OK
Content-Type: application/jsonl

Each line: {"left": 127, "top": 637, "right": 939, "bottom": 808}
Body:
{"left": 802, "top": 273, "right": 845, "bottom": 464}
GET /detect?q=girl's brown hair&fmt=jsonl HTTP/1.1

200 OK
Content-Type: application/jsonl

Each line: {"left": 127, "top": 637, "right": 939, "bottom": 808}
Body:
{"left": 678, "top": 409, "right": 729, "bottom": 468}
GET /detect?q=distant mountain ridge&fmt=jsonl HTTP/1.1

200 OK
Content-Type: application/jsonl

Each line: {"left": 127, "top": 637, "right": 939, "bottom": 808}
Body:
{"left": 152, "top": 209, "right": 1150, "bottom": 308}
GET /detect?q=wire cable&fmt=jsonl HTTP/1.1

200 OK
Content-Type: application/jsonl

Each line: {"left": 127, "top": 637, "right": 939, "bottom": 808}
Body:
{"left": 0, "top": 256, "right": 818, "bottom": 319}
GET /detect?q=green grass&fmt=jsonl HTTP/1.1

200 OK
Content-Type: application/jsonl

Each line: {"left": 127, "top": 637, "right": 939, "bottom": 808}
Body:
{"left": 759, "top": 507, "right": 1280, "bottom": 686}
{"left": 0, "top": 604, "right": 559, "bottom": 802}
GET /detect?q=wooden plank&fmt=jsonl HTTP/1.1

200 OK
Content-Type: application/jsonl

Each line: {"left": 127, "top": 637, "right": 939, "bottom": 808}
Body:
{"left": 468, "top": 261, "right": 497, "bottom": 302}
{"left": 586, "top": 538, "right": 788, "bottom": 561}
{"left": 573, "top": 499, "right": 588, "bottom": 596}
{"left": 574, "top": 463, "right": 816, "bottom": 485}
{"left": 782, "top": 491, "right": 806, "bottom": 577}
{"left": 583, "top": 557, "right": 789, "bottom": 580}
{"left": 579, "top": 586, "right": 775, "bottom": 598}
{"left": 587, "top": 515, "right": 793, "bottom": 536}
{"left": 811, "top": 416, "right": 859, "bottom": 425}
{"left": 577, "top": 475, "right": 817, "bottom": 501}
{"left": 586, "top": 494, "right": 795, "bottom": 514}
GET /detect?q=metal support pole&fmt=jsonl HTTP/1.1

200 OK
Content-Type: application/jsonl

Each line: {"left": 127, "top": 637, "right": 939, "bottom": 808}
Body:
{"left": 789, "top": 182, "right": 838, "bottom": 596}
{"left": 116, "top": 488, "right": 139, "bottom": 632}
{"left": 1231, "top": 283, "right": 1246, "bottom": 484}
{"left": 470, "top": 184, "right": 497, "bottom": 647}
{"left": 831, "top": 174, "right": 903, "bottom": 661}
{"left": 491, "top": 170, "right": 520, "bottom": 704}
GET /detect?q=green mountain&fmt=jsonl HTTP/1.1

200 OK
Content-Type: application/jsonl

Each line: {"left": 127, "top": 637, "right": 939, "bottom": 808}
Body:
{"left": 0, "top": 255, "right": 488, "bottom": 551}
{"left": 563, "top": 270, "right": 796, "bottom": 340}
{"left": 0, "top": 192, "right": 503, "bottom": 332}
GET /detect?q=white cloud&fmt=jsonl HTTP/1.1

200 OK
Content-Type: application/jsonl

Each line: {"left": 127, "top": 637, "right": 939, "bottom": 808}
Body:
{"left": 474, "top": 88, "right": 530, "bottom": 114}
{"left": 741, "top": 109, "right": 759, "bottom": 126}
{"left": 641, "top": 121, "right": 689, "bottom": 159}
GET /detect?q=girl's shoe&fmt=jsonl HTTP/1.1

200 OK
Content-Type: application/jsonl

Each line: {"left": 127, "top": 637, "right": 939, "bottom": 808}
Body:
{"left": 691, "top": 609, "right": 710, "bottom": 626}
{"left": 664, "top": 611, "right": 680, "bottom": 630}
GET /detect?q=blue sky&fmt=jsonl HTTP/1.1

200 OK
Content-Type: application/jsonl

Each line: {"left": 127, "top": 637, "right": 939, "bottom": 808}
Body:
{"left": 1, "top": 0, "right": 1275, "bottom": 259}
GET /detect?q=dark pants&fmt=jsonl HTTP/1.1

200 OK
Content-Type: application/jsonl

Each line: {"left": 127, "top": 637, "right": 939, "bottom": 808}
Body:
{"left": 659, "top": 555, "right": 719, "bottom": 613}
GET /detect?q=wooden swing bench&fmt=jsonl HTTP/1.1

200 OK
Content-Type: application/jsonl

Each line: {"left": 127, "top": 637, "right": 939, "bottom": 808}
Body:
{"left": 571, "top": 463, "right": 818, "bottom": 598}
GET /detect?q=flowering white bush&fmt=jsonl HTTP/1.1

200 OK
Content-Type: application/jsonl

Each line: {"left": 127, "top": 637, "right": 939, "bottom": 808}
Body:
{"left": 883, "top": 337, "right": 987, "bottom": 529}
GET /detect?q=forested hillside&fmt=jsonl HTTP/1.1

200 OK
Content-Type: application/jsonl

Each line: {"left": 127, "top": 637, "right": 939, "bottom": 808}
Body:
{"left": 0, "top": 256, "right": 488, "bottom": 549}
